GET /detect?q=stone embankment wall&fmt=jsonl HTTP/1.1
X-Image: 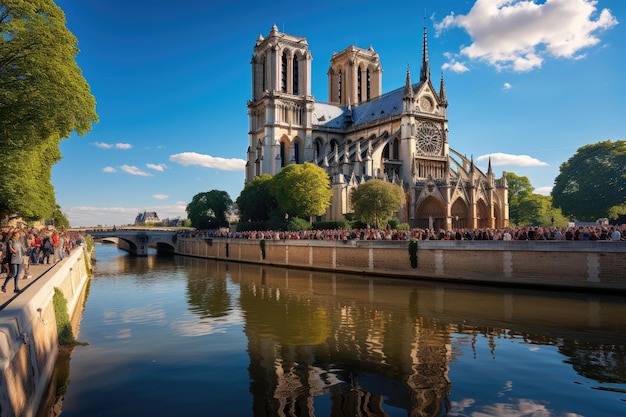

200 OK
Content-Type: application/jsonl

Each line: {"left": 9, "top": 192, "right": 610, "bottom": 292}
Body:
{"left": 0, "top": 248, "right": 90, "bottom": 417}
{"left": 176, "top": 238, "right": 626, "bottom": 292}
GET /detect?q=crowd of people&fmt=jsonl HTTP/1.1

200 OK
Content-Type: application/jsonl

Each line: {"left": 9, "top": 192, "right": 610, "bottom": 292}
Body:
{"left": 0, "top": 226, "right": 85, "bottom": 294}
{"left": 180, "top": 224, "right": 626, "bottom": 242}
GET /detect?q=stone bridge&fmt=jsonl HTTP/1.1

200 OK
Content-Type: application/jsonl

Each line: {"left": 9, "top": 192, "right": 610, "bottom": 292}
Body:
{"left": 87, "top": 229, "right": 178, "bottom": 256}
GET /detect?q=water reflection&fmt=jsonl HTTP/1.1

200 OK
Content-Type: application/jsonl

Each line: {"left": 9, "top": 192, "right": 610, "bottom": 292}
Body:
{"left": 40, "top": 246, "right": 626, "bottom": 417}
{"left": 177, "top": 257, "right": 626, "bottom": 417}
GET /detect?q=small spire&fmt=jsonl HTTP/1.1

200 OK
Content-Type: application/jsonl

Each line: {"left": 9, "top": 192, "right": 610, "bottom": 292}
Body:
{"left": 487, "top": 157, "right": 493, "bottom": 175}
{"left": 403, "top": 65, "right": 414, "bottom": 98}
{"left": 439, "top": 71, "right": 448, "bottom": 106}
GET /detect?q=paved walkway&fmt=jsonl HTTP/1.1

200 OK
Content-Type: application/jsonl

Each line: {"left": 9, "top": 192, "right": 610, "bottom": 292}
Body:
{"left": 0, "top": 261, "right": 58, "bottom": 310}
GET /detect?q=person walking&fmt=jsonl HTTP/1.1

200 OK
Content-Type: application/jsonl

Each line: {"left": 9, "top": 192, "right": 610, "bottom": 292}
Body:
{"left": 41, "top": 234, "right": 54, "bottom": 264}
{"left": 2, "top": 231, "right": 27, "bottom": 293}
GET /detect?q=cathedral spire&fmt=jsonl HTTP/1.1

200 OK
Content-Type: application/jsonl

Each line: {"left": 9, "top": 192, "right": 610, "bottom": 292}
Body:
{"left": 403, "top": 65, "right": 414, "bottom": 98}
{"left": 420, "top": 14, "right": 430, "bottom": 83}
{"left": 439, "top": 71, "right": 448, "bottom": 106}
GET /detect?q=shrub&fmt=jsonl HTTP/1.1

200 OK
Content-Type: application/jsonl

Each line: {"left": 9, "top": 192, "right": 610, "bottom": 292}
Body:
{"left": 312, "top": 221, "right": 350, "bottom": 230}
{"left": 287, "top": 217, "right": 312, "bottom": 231}
{"left": 53, "top": 287, "right": 76, "bottom": 345}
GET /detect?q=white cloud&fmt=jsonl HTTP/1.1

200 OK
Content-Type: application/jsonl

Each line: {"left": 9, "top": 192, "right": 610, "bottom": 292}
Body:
{"left": 442, "top": 61, "right": 469, "bottom": 73}
{"left": 436, "top": 0, "right": 619, "bottom": 72}
{"left": 503, "top": 82, "right": 512, "bottom": 90}
{"left": 94, "top": 142, "right": 133, "bottom": 150}
{"left": 535, "top": 186, "right": 553, "bottom": 196}
{"left": 102, "top": 166, "right": 116, "bottom": 173}
{"left": 94, "top": 142, "right": 112, "bottom": 149}
{"left": 169, "top": 152, "right": 246, "bottom": 171}
{"left": 146, "top": 163, "right": 167, "bottom": 172}
{"left": 120, "top": 165, "right": 153, "bottom": 176}
{"left": 477, "top": 153, "right": 548, "bottom": 167}
{"left": 153, "top": 194, "right": 169, "bottom": 200}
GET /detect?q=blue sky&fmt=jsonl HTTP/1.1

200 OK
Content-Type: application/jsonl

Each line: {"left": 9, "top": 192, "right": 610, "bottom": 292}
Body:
{"left": 51, "top": 0, "right": 624, "bottom": 227}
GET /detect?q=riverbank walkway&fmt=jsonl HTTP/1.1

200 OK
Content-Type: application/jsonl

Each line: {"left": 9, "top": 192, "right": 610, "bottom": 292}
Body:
{"left": 0, "top": 261, "right": 58, "bottom": 311}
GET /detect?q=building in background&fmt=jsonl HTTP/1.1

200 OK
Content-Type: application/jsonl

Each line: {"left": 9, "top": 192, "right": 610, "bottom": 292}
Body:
{"left": 135, "top": 211, "right": 160, "bottom": 225}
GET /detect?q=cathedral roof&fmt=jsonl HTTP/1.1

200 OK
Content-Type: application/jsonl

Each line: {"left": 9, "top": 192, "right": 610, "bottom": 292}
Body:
{"left": 312, "top": 83, "right": 417, "bottom": 130}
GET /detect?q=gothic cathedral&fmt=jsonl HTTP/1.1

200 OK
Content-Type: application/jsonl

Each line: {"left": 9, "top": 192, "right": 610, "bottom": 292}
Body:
{"left": 245, "top": 24, "right": 509, "bottom": 230}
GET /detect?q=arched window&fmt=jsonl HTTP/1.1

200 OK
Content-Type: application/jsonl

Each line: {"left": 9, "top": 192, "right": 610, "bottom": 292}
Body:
{"left": 314, "top": 138, "right": 324, "bottom": 162}
{"left": 366, "top": 68, "right": 371, "bottom": 101}
{"left": 281, "top": 52, "right": 287, "bottom": 93}
{"left": 357, "top": 67, "right": 362, "bottom": 103}
{"left": 392, "top": 138, "right": 399, "bottom": 160}
{"left": 294, "top": 142, "right": 300, "bottom": 164}
{"left": 338, "top": 69, "right": 342, "bottom": 103}
{"left": 293, "top": 57, "right": 299, "bottom": 95}
{"left": 280, "top": 142, "right": 286, "bottom": 167}
{"left": 261, "top": 55, "right": 266, "bottom": 92}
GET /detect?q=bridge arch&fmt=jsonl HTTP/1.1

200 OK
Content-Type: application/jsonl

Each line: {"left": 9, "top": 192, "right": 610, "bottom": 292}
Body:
{"left": 87, "top": 230, "right": 177, "bottom": 256}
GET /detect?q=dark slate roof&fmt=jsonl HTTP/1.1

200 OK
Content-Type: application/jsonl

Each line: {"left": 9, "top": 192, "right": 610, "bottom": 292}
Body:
{"left": 350, "top": 86, "right": 405, "bottom": 125}
{"left": 312, "top": 84, "right": 418, "bottom": 130}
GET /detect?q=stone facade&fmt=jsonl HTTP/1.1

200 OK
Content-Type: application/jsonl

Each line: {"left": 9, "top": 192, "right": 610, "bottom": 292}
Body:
{"left": 246, "top": 24, "right": 509, "bottom": 229}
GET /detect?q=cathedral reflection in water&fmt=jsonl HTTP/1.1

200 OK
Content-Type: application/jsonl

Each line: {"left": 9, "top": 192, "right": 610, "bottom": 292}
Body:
{"left": 181, "top": 258, "right": 625, "bottom": 417}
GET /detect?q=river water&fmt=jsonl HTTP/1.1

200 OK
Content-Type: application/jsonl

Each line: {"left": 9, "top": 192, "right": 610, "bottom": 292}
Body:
{"left": 38, "top": 243, "right": 626, "bottom": 417}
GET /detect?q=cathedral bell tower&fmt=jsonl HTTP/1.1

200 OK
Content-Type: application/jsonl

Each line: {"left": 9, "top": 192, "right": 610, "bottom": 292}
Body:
{"left": 246, "top": 24, "right": 314, "bottom": 184}
{"left": 327, "top": 45, "right": 382, "bottom": 106}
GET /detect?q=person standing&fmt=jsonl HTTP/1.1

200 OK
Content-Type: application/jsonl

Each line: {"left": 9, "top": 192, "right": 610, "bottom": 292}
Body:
{"left": 51, "top": 231, "right": 59, "bottom": 262}
{"left": 57, "top": 233, "right": 66, "bottom": 262}
{"left": 610, "top": 226, "right": 622, "bottom": 241}
{"left": 41, "top": 234, "right": 54, "bottom": 264}
{"left": 2, "top": 231, "right": 26, "bottom": 293}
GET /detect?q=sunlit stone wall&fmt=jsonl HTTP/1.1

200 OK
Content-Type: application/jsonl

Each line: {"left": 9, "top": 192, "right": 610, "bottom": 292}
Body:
{"left": 176, "top": 238, "right": 626, "bottom": 292}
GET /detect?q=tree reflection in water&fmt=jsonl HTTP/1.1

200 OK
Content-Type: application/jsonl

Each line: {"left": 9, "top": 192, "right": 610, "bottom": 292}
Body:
{"left": 182, "top": 260, "right": 626, "bottom": 417}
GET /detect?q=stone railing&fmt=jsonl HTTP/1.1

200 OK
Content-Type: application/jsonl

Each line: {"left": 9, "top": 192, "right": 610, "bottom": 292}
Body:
{"left": 0, "top": 248, "right": 91, "bottom": 417}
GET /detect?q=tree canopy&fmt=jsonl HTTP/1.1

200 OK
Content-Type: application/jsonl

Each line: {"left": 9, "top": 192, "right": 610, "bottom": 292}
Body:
{"left": 506, "top": 172, "right": 568, "bottom": 227}
{"left": 270, "top": 163, "right": 332, "bottom": 219}
{"left": 552, "top": 140, "right": 626, "bottom": 221}
{"left": 186, "top": 190, "right": 233, "bottom": 230}
{"left": 0, "top": 0, "right": 98, "bottom": 220}
{"left": 236, "top": 174, "right": 276, "bottom": 222}
{"left": 350, "top": 179, "right": 405, "bottom": 228}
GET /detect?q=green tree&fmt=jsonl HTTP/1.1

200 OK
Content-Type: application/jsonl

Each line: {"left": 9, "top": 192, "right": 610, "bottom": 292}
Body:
{"left": 516, "top": 194, "right": 568, "bottom": 226}
{"left": 607, "top": 199, "right": 626, "bottom": 221}
{"left": 51, "top": 205, "right": 70, "bottom": 230}
{"left": 186, "top": 190, "right": 233, "bottom": 230}
{"left": 351, "top": 179, "right": 405, "bottom": 228}
{"left": 236, "top": 174, "right": 277, "bottom": 222}
{"left": 552, "top": 140, "right": 626, "bottom": 221}
{"left": 270, "top": 163, "right": 332, "bottom": 220}
{"left": 0, "top": 1, "right": 98, "bottom": 219}
{"left": 506, "top": 172, "right": 534, "bottom": 226}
